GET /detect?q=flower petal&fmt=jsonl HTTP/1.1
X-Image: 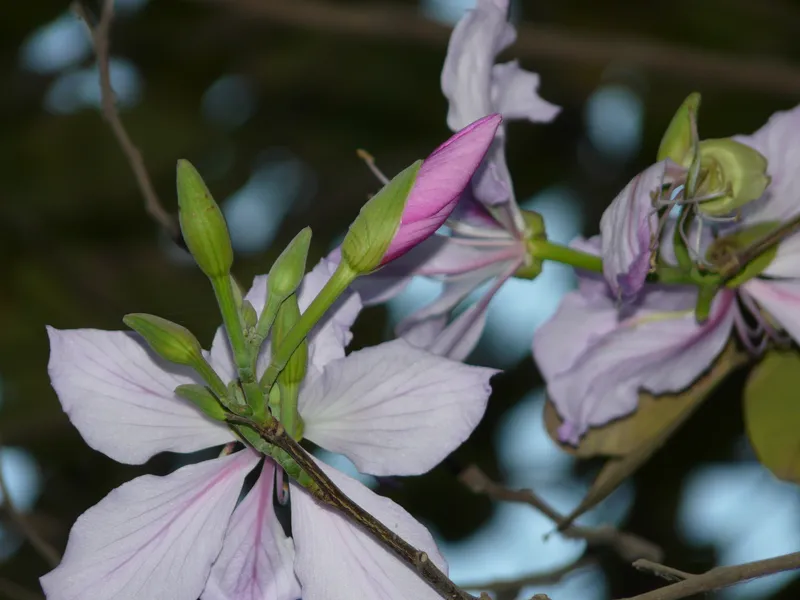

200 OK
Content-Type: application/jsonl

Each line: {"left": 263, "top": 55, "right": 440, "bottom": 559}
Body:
{"left": 491, "top": 60, "right": 561, "bottom": 123}
{"left": 291, "top": 459, "right": 447, "bottom": 600}
{"left": 47, "top": 327, "right": 234, "bottom": 465}
{"left": 40, "top": 451, "right": 259, "bottom": 600}
{"left": 383, "top": 114, "right": 502, "bottom": 264}
{"left": 742, "top": 278, "right": 800, "bottom": 343}
{"left": 736, "top": 104, "right": 800, "bottom": 225}
{"left": 600, "top": 161, "right": 680, "bottom": 300}
{"left": 300, "top": 339, "right": 497, "bottom": 476}
{"left": 441, "top": 0, "right": 515, "bottom": 131}
{"left": 203, "top": 460, "right": 300, "bottom": 600}
{"left": 532, "top": 284, "right": 736, "bottom": 444}
{"left": 428, "top": 258, "right": 519, "bottom": 360}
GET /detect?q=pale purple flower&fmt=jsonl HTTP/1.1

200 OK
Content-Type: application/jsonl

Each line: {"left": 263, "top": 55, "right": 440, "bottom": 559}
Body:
{"left": 442, "top": 0, "right": 560, "bottom": 212}
{"left": 599, "top": 160, "right": 684, "bottom": 300}
{"left": 41, "top": 258, "right": 497, "bottom": 600}
{"left": 381, "top": 113, "right": 502, "bottom": 265}
{"left": 340, "top": 0, "right": 559, "bottom": 360}
{"left": 534, "top": 104, "right": 800, "bottom": 445}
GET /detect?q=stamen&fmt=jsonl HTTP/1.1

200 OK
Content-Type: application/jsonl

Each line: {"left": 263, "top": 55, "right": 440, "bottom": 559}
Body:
{"left": 356, "top": 148, "right": 390, "bottom": 185}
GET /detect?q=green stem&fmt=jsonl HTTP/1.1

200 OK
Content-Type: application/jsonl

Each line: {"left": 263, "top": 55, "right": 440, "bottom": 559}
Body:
{"left": 528, "top": 240, "right": 603, "bottom": 273}
{"left": 193, "top": 357, "right": 229, "bottom": 400}
{"left": 279, "top": 380, "right": 303, "bottom": 439}
{"left": 260, "top": 261, "right": 357, "bottom": 390}
{"left": 212, "top": 275, "right": 266, "bottom": 415}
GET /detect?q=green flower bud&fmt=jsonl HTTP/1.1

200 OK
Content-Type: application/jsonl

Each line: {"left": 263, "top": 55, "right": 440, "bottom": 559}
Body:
{"left": 695, "top": 139, "right": 770, "bottom": 217}
{"left": 174, "top": 384, "right": 227, "bottom": 421}
{"left": 176, "top": 159, "right": 233, "bottom": 279}
{"left": 273, "top": 294, "right": 308, "bottom": 386}
{"left": 518, "top": 210, "right": 547, "bottom": 280}
{"left": 241, "top": 300, "right": 258, "bottom": 330}
{"left": 706, "top": 221, "right": 780, "bottom": 286}
{"left": 123, "top": 313, "right": 204, "bottom": 367}
{"left": 657, "top": 92, "right": 701, "bottom": 164}
{"left": 269, "top": 227, "right": 312, "bottom": 301}
{"left": 341, "top": 161, "right": 421, "bottom": 274}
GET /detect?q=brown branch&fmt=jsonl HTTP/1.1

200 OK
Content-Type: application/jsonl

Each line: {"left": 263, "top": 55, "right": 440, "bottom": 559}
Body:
{"left": 618, "top": 552, "right": 800, "bottom": 600}
{"left": 460, "top": 555, "right": 593, "bottom": 595}
{"left": 633, "top": 559, "right": 694, "bottom": 582}
{"left": 206, "top": 0, "right": 800, "bottom": 96}
{"left": 458, "top": 465, "right": 663, "bottom": 564}
{"left": 230, "top": 415, "right": 480, "bottom": 600}
{"left": 0, "top": 447, "right": 60, "bottom": 568}
{"left": 72, "top": 0, "right": 181, "bottom": 243}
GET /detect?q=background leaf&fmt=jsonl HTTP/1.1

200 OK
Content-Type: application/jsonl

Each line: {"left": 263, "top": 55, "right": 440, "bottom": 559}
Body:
{"left": 744, "top": 349, "right": 800, "bottom": 484}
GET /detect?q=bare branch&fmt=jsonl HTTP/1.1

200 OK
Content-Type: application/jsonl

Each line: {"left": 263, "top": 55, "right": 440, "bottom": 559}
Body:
{"left": 458, "top": 464, "right": 662, "bottom": 564}
{"left": 619, "top": 552, "right": 800, "bottom": 600}
{"left": 460, "top": 555, "right": 593, "bottom": 595}
{"left": 207, "top": 0, "right": 800, "bottom": 96}
{"left": 72, "top": 0, "right": 181, "bottom": 243}
{"left": 633, "top": 559, "right": 694, "bottom": 582}
{"left": 0, "top": 447, "right": 60, "bottom": 568}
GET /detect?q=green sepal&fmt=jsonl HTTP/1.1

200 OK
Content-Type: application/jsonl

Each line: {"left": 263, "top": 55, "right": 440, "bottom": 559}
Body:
{"left": 176, "top": 159, "right": 233, "bottom": 278}
{"left": 341, "top": 160, "right": 422, "bottom": 274}
{"left": 657, "top": 92, "right": 701, "bottom": 164}
{"left": 705, "top": 221, "right": 780, "bottom": 287}
{"left": 671, "top": 207, "right": 694, "bottom": 272}
{"left": 695, "top": 139, "right": 770, "bottom": 217}
{"left": 269, "top": 227, "right": 312, "bottom": 301}
{"left": 693, "top": 281, "right": 719, "bottom": 323}
{"left": 174, "top": 384, "right": 227, "bottom": 421}
{"left": 516, "top": 209, "right": 546, "bottom": 279}
{"left": 123, "top": 313, "right": 203, "bottom": 367}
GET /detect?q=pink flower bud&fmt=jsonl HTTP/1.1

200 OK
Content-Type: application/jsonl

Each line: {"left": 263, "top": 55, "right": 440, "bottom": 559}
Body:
{"left": 381, "top": 113, "right": 502, "bottom": 265}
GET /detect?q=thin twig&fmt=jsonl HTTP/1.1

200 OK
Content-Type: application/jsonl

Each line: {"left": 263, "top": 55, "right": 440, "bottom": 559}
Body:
{"left": 633, "top": 559, "right": 694, "bottom": 582}
{"left": 72, "top": 0, "right": 181, "bottom": 243}
{"left": 230, "top": 415, "right": 479, "bottom": 600}
{"left": 618, "top": 552, "right": 800, "bottom": 600}
{"left": 0, "top": 447, "right": 60, "bottom": 568}
{"left": 458, "top": 464, "right": 663, "bottom": 564}
{"left": 460, "top": 555, "right": 593, "bottom": 594}
{"left": 209, "top": 0, "right": 800, "bottom": 96}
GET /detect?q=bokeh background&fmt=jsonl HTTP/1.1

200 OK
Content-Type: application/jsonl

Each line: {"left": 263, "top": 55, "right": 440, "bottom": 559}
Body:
{"left": 2, "top": 0, "right": 800, "bottom": 598}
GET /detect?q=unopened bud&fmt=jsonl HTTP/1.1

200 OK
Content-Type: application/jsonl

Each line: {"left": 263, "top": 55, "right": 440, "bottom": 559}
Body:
{"left": 176, "top": 159, "right": 233, "bottom": 278}
{"left": 657, "top": 92, "right": 701, "bottom": 165}
{"left": 695, "top": 139, "right": 770, "bottom": 217}
{"left": 123, "top": 313, "right": 203, "bottom": 367}
{"left": 269, "top": 227, "right": 312, "bottom": 300}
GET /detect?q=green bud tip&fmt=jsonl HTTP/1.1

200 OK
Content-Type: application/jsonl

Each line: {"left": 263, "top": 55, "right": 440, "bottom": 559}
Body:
{"left": 657, "top": 92, "right": 701, "bottom": 165}
{"left": 123, "top": 313, "right": 203, "bottom": 367}
{"left": 176, "top": 159, "right": 234, "bottom": 279}
{"left": 268, "top": 227, "right": 312, "bottom": 300}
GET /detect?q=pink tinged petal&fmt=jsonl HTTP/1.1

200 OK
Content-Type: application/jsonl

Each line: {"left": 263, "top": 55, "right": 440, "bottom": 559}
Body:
{"left": 396, "top": 262, "right": 505, "bottom": 342}
{"left": 600, "top": 161, "right": 679, "bottom": 300}
{"left": 742, "top": 279, "right": 800, "bottom": 344}
{"left": 382, "top": 114, "right": 502, "bottom": 265}
{"left": 736, "top": 104, "right": 800, "bottom": 225}
{"left": 203, "top": 461, "right": 300, "bottom": 600}
{"left": 441, "top": 0, "right": 515, "bottom": 131}
{"left": 300, "top": 339, "right": 497, "bottom": 476}
{"left": 450, "top": 187, "right": 505, "bottom": 230}
{"left": 533, "top": 285, "right": 736, "bottom": 445}
{"left": 428, "top": 258, "right": 521, "bottom": 360}
{"left": 490, "top": 60, "right": 561, "bottom": 123}
{"left": 291, "top": 459, "right": 447, "bottom": 600}
{"left": 40, "top": 450, "right": 260, "bottom": 600}
{"left": 472, "top": 151, "right": 512, "bottom": 206}
{"left": 47, "top": 327, "right": 234, "bottom": 465}
{"left": 400, "top": 316, "right": 448, "bottom": 348}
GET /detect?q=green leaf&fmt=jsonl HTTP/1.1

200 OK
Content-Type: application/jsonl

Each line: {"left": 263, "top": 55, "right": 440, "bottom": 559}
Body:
{"left": 548, "top": 342, "right": 746, "bottom": 527}
{"left": 744, "top": 350, "right": 800, "bottom": 483}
